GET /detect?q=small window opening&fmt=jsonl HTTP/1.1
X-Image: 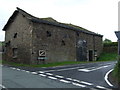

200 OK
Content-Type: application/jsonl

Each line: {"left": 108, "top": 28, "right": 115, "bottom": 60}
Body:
{"left": 14, "top": 33, "right": 17, "bottom": 38}
{"left": 46, "top": 31, "right": 51, "bottom": 37}
{"left": 13, "top": 48, "right": 18, "bottom": 58}
{"left": 76, "top": 32, "right": 79, "bottom": 36}
{"left": 61, "top": 40, "right": 65, "bottom": 46}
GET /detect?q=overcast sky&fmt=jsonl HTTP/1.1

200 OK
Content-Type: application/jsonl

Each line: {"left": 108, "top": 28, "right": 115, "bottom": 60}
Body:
{"left": 0, "top": 0, "right": 119, "bottom": 42}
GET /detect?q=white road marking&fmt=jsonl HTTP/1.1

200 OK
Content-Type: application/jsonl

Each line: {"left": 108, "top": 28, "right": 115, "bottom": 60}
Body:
{"left": 41, "top": 66, "right": 83, "bottom": 72}
{"left": 66, "top": 78, "right": 73, "bottom": 80}
{"left": 11, "top": 67, "right": 16, "bottom": 69}
{"left": 78, "top": 65, "right": 111, "bottom": 72}
{"left": 56, "top": 67, "right": 80, "bottom": 71}
{"left": 42, "top": 70, "right": 56, "bottom": 72}
{"left": 25, "top": 71, "right": 30, "bottom": 73}
{"left": 59, "top": 79, "right": 70, "bottom": 83}
{"left": 39, "top": 71, "right": 45, "bottom": 73}
{"left": 80, "top": 81, "right": 93, "bottom": 85}
{"left": 46, "top": 73, "right": 53, "bottom": 75}
{"left": 72, "top": 82, "right": 86, "bottom": 87}
{"left": 0, "top": 84, "right": 6, "bottom": 88}
{"left": 55, "top": 75, "right": 64, "bottom": 78}
{"left": 39, "top": 74, "right": 46, "bottom": 77}
{"left": 96, "top": 85, "right": 106, "bottom": 89}
{"left": 31, "top": 72, "right": 37, "bottom": 74}
{"left": 73, "top": 79, "right": 80, "bottom": 82}
{"left": 48, "top": 76, "right": 57, "bottom": 80}
{"left": 104, "top": 69, "right": 113, "bottom": 87}
{"left": 16, "top": 68, "right": 21, "bottom": 71}
{"left": 21, "top": 70, "right": 26, "bottom": 72}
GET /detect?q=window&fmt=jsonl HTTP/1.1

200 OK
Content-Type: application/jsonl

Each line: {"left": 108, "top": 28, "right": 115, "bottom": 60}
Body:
{"left": 46, "top": 31, "right": 51, "bottom": 37}
{"left": 14, "top": 33, "right": 17, "bottom": 38}
{"left": 76, "top": 32, "right": 79, "bottom": 36}
{"left": 13, "top": 48, "right": 18, "bottom": 58}
{"left": 61, "top": 40, "right": 65, "bottom": 46}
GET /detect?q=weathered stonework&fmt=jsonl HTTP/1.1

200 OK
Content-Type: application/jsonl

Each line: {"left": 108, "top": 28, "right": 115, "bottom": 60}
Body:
{"left": 2, "top": 8, "right": 103, "bottom": 64}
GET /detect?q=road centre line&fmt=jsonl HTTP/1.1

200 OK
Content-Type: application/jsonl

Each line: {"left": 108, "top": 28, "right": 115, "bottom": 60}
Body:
{"left": 55, "top": 75, "right": 64, "bottom": 78}
{"left": 25, "top": 71, "right": 30, "bottom": 73}
{"left": 39, "top": 74, "right": 46, "bottom": 77}
{"left": 59, "top": 79, "right": 70, "bottom": 83}
{"left": 72, "top": 82, "right": 86, "bottom": 87}
{"left": 66, "top": 78, "right": 73, "bottom": 80}
{"left": 39, "top": 71, "right": 45, "bottom": 73}
{"left": 80, "top": 81, "right": 93, "bottom": 85}
{"left": 48, "top": 76, "right": 57, "bottom": 80}
{"left": 31, "top": 72, "right": 37, "bottom": 74}
{"left": 46, "top": 73, "right": 53, "bottom": 75}
{"left": 16, "top": 68, "right": 21, "bottom": 71}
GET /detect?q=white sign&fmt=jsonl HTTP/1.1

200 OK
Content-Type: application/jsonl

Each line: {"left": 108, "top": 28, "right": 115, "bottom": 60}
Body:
{"left": 39, "top": 50, "right": 46, "bottom": 56}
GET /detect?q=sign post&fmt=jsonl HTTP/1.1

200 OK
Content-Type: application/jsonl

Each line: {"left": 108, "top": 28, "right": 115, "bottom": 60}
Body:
{"left": 38, "top": 50, "right": 47, "bottom": 64}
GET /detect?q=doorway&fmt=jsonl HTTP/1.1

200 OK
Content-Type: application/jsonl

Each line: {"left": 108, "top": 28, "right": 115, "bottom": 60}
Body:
{"left": 89, "top": 50, "right": 93, "bottom": 61}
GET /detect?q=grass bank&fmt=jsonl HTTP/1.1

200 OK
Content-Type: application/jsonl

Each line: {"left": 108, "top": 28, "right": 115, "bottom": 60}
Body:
{"left": 112, "top": 57, "right": 120, "bottom": 85}
{"left": 97, "top": 52, "right": 117, "bottom": 61}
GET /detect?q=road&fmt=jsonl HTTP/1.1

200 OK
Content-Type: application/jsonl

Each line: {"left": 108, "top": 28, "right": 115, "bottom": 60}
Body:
{"left": 1, "top": 61, "right": 117, "bottom": 89}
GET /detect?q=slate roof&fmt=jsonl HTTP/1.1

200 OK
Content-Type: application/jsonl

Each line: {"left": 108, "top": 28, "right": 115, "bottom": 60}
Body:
{"left": 3, "top": 7, "right": 103, "bottom": 37}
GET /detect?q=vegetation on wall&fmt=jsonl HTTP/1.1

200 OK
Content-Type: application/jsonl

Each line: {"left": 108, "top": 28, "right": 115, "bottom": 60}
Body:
{"left": 113, "top": 57, "right": 120, "bottom": 85}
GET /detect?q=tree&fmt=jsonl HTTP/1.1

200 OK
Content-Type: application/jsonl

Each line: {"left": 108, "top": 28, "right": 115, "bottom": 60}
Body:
{"left": 103, "top": 38, "right": 112, "bottom": 43}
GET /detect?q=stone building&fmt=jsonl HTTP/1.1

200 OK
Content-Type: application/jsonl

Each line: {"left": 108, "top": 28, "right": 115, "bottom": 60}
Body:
{"left": 2, "top": 7, "right": 103, "bottom": 64}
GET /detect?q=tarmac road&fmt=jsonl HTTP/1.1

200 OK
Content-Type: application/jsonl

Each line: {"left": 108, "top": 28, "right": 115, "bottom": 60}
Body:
{"left": 1, "top": 61, "right": 117, "bottom": 90}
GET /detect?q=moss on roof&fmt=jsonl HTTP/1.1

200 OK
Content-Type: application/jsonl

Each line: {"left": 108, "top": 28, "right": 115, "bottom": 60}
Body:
{"left": 40, "top": 17, "right": 96, "bottom": 34}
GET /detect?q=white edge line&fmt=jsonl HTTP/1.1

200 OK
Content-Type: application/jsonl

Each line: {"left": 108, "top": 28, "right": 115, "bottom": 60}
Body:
{"left": 96, "top": 85, "right": 106, "bottom": 89}
{"left": 104, "top": 69, "right": 114, "bottom": 87}
{"left": 0, "top": 84, "right": 6, "bottom": 88}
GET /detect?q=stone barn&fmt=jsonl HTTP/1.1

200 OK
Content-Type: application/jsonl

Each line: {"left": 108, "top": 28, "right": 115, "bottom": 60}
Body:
{"left": 2, "top": 7, "right": 103, "bottom": 64}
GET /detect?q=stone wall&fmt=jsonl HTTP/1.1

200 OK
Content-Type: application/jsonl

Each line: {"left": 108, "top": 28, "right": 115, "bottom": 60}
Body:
{"left": 4, "top": 12, "right": 32, "bottom": 64}
{"left": 32, "top": 23, "right": 76, "bottom": 64}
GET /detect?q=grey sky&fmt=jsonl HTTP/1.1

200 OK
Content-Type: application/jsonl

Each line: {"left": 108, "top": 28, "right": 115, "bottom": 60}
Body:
{"left": 0, "top": 0, "right": 119, "bottom": 41}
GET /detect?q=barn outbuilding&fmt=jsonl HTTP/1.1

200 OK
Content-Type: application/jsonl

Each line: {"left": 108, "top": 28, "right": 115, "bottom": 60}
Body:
{"left": 2, "top": 7, "right": 103, "bottom": 64}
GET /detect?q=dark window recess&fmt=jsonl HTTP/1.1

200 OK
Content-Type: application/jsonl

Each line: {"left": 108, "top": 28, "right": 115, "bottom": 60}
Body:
{"left": 5, "top": 41, "right": 11, "bottom": 47}
{"left": 61, "top": 40, "right": 65, "bottom": 46}
{"left": 14, "top": 33, "right": 17, "bottom": 38}
{"left": 46, "top": 31, "right": 51, "bottom": 37}
{"left": 76, "top": 32, "right": 79, "bottom": 36}
{"left": 13, "top": 48, "right": 18, "bottom": 58}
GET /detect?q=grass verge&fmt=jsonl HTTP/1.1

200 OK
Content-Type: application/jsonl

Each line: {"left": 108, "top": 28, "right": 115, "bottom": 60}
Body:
{"left": 2, "top": 60, "right": 109, "bottom": 68}
{"left": 2, "top": 60, "right": 89, "bottom": 67}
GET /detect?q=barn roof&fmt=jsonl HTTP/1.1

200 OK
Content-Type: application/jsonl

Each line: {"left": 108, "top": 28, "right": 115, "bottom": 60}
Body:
{"left": 3, "top": 7, "right": 103, "bottom": 37}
